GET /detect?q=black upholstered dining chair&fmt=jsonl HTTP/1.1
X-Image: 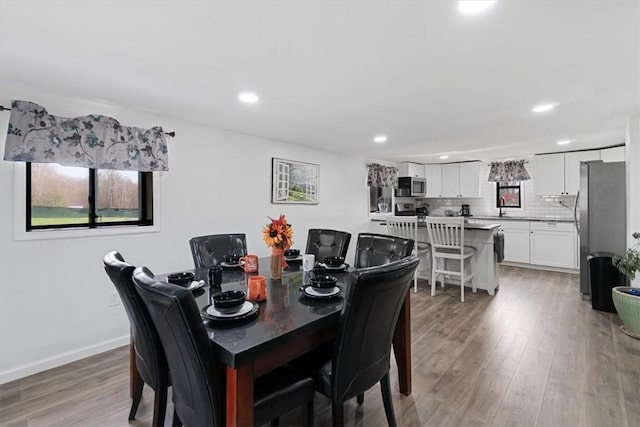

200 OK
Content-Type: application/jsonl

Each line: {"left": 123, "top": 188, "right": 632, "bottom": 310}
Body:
{"left": 305, "top": 229, "right": 352, "bottom": 261}
{"left": 353, "top": 232, "right": 415, "bottom": 269}
{"left": 189, "top": 233, "right": 247, "bottom": 268}
{"left": 102, "top": 251, "right": 169, "bottom": 427}
{"left": 315, "top": 256, "right": 420, "bottom": 426}
{"left": 132, "top": 266, "right": 316, "bottom": 427}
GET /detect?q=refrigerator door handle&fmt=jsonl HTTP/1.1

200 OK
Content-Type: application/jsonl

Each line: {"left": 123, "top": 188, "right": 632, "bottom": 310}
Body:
{"left": 573, "top": 190, "right": 580, "bottom": 233}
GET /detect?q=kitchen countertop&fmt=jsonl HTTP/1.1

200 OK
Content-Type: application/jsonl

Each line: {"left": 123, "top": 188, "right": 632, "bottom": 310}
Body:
{"left": 369, "top": 213, "right": 574, "bottom": 223}
{"left": 371, "top": 217, "right": 500, "bottom": 231}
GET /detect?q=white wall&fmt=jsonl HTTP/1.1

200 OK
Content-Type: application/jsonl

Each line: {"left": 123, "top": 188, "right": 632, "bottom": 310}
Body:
{"left": 0, "top": 83, "right": 370, "bottom": 383}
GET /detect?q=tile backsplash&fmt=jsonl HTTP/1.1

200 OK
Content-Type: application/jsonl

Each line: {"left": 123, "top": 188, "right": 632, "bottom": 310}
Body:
{"left": 417, "top": 178, "right": 577, "bottom": 219}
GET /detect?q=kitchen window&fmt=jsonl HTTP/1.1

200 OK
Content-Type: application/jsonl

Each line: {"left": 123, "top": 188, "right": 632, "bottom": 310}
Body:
{"left": 369, "top": 186, "right": 393, "bottom": 213}
{"left": 26, "top": 162, "right": 153, "bottom": 230}
{"left": 496, "top": 182, "right": 522, "bottom": 208}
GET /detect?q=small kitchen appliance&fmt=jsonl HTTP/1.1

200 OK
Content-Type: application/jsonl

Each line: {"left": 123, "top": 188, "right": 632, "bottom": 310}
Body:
{"left": 396, "top": 177, "right": 426, "bottom": 197}
{"left": 395, "top": 202, "right": 417, "bottom": 216}
{"left": 460, "top": 204, "right": 471, "bottom": 217}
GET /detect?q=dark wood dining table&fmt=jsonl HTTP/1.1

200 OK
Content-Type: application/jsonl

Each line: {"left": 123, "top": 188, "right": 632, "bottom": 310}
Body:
{"left": 133, "top": 257, "right": 412, "bottom": 427}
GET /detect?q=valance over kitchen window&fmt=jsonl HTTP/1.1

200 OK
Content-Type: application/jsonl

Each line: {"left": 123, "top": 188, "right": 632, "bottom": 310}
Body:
{"left": 367, "top": 163, "right": 398, "bottom": 188}
{"left": 3, "top": 100, "right": 169, "bottom": 171}
{"left": 487, "top": 160, "right": 530, "bottom": 182}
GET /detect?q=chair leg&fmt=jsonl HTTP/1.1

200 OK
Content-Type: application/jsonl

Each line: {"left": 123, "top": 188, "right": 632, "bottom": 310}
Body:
{"left": 172, "top": 408, "right": 182, "bottom": 427}
{"left": 357, "top": 393, "right": 364, "bottom": 405}
{"left": 332, "top": 400, "right": 344, "bottom": 427}
{"left": 128, "top": 371, "right": 144, "bottom": 420}
{"left": 414, "top": 270, "right": 418, "bottom": 293}
{"left": 431, "top": 256, "right": 436, "bottom": 296}
{"left": 460, "top": 259, "right": 465, "bottom": 303}
{"left": 306, "top": 398, "right": 314, "bottom": 426}
{"left": 380, "top": 372, "right": 397, "bottom": 427}
{"left": 152, "top": 386, "right": 168, "bottom": 427}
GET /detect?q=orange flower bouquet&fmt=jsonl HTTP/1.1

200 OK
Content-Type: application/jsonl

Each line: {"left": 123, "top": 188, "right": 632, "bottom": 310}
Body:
{"left": 263, "top": 214, "right": 293, "bottom": 280}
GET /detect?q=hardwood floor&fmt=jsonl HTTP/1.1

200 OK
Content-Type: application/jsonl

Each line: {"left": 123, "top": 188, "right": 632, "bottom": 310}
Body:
{"left": 1, "top": 266, "right": 639, "bottom": 426}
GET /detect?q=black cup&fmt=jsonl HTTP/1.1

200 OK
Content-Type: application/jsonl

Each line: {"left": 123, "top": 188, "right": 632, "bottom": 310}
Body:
{"left": 324, "top": 256, "right": 344, "bottom": 267}
{"left": 284, "top": 249, "right": 300, "bottom": 258}
{"left": 208, "top": 266, "right": 222, "bottom": 288}
{"left": 224, "top": 253, "right": 241, "bottom": 265}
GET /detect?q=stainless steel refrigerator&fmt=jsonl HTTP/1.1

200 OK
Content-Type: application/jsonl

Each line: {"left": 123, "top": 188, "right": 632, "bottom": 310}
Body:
{"left": 577, "top": 161, "right": 626, "bottom": 295}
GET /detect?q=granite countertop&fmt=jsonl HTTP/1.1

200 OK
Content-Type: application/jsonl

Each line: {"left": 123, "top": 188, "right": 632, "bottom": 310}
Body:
{"left": 370, "top": 213, "right": 574, "bottom": 223}
{"left": 370, "top": 217, "right": 500, "bottom": 231}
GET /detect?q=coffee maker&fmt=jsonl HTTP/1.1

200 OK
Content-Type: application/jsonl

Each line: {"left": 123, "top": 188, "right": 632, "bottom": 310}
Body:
{"left": 460, "top": 204, "right": 471, "bottom": 217}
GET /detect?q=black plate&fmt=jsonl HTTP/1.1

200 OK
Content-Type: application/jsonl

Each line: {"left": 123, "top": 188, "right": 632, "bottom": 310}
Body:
{"left": 201, "top": 301, "right": 259, "bottom": 324}
{"left": 299, "top": 285, "right": 342, "bottom": 300}
{"left": 220, "top": 261, "right": 244, "bottom": 269}
{"left": 317, "top": 262, "right": 350, "bottom": 272}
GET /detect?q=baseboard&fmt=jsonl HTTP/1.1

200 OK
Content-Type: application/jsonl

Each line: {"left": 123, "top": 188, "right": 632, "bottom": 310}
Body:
{"left": 501, "top": 261, "right": 579, "bottom": 274}
{"left": 0, "top": 334, "right": 130, "bottom": 385}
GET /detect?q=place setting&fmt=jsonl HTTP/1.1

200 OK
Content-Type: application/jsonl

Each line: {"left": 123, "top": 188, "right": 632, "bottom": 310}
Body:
{"left": 283, "top": 248, "right": 303, "bottom": 263}
{"left": 298, "top": 269, "right": 343, "bottom": 301}
{"left": 167, "top": 271, "right": 207, "bottom": 295}
{"left": 219, "top": 253, "right": 245, "bottom": 269}
{"left": 201, "top": 290, "right": 259, "bottom": 325}
{"left": 316, "top": 256, "right": 350, "bottom": 272}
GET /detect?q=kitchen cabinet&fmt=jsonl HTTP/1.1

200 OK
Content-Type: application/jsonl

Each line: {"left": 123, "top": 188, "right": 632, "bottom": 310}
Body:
{"left": 440, "top": 162, "right": 481, "bottom": 198}
{"left": 534, "top": 150, "right": 599, "bottom": 196}
{"left": 501, "top": 221, "right": 531, "bottom": 264}
{"left": 564, "top": 150, "right": 600, "bottom": 195}
{"left": 424, "top": 164, "right": 442, "bottom": 197}
{"left": 600, "top": 146, "right": 625, "bottom": 162}
{"left": 529, "top": 221, "right": 576, "bottom": 269}
{"left": 398, "top": 162, "right": 425, "bottom": 178}
{"left": 533, "top": 153, "right": 565, "bottom": 195}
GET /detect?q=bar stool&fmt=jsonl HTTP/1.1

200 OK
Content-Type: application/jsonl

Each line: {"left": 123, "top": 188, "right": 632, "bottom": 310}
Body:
{"left": 424, "top": 216, "right": 476, "bottom": 302}
{"left": 385, "top": 216, "right": 431, "bottom": 293}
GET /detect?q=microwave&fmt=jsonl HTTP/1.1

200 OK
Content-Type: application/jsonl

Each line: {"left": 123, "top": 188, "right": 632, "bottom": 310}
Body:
{"left": 397, "top": 176, "right": 426, "bottom": 197}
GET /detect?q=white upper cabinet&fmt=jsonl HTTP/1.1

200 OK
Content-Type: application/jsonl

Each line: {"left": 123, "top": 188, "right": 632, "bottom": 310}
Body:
{"left": 459, "top": 162, "right": 481, "bottom": 197}
{"left": 424, "top": 164, "right": 442, "bottom": 197}
{"left": 441, "top": 163, "right": 461, "bottom": 197}
{"left": 534, "top": 150, "right": 600, "bottom": 196}
{"left": 398, "top": 162, "right": 425, "bottom": 178}
{"left": 564, "top": 150, "right": 600, "bottom": 195}
{"left": 600, "top": 146, "right": 625, "bottom": 162}
{"left": 533, "top": 153, "right": 565, "bottom": 195}
{"left": 440, "top": 162, "right": 481, "bottom": 198}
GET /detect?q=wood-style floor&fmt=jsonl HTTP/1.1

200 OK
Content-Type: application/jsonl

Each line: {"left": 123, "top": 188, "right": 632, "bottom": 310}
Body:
{"left": 1, "top": 266, "right": 639, "bottom": 427}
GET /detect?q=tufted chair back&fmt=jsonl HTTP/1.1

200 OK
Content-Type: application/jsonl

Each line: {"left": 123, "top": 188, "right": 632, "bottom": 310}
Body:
{"left": 353, "top": 233, "right": 415, "bottom": 269}
{"left": 305, "top": 229, "right": 351, "bottom": 261}
{"left": 189, "top": 233, "right": 247, "bottom": 268}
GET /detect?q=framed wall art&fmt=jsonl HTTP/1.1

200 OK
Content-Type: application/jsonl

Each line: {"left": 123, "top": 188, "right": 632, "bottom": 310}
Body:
{"left": 271, "top": 158, "right": 319, "bottom": 204}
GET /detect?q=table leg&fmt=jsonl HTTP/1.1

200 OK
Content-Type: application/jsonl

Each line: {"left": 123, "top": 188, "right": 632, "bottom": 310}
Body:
{"left": 392, "top": 291, "right": 411, "bottom": 395}
{"left": 226, "top": 364, "right": 254, "bottom": 427}
{"left": 129, "top": 335, "right": 138, "bottom": 398}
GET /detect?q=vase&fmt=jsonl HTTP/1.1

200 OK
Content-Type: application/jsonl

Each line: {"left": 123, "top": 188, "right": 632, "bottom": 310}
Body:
{"left": 612, "top": 286, "right": 640, "bottom": 339}
{"left": 270, "top": 248, "right": 285, "bottom": 281}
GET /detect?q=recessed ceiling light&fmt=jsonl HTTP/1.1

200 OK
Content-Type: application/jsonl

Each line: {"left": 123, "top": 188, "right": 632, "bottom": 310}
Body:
{"left": 557, "top": 140, "right": 572, "bottom": 145}
{"left": 532, "top": 102, "right": 558, "bottom": 113}
{"left": 238, "top": 92, "right": 259, "bottom": 104}
{"left": 373, "top": 135, "right": 388, "bottom": 143}
{"left": 458, "top": 1, "right": 497, "bottom": 15}
{"left": 440, "top": 155, "right": 449, "bottom": 159}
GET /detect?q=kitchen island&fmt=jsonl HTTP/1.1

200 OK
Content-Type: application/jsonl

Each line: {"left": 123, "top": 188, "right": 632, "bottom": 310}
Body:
{"left": 369, "top": 218, "right": 501, "bottom": 295}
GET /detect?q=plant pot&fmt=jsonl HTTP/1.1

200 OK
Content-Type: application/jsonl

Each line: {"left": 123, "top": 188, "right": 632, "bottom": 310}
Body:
{"left": 612, "top": 287, "right": 640, "bottom": 339}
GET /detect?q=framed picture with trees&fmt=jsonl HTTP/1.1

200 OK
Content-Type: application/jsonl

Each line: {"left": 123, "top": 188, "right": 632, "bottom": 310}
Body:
{"left": 271, "top": 158, "right": 319, "bottom": 204}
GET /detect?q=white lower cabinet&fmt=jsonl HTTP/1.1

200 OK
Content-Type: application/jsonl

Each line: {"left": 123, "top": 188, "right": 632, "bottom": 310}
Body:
{"left": 501, "top": 221, "right": 530, "bottom": 264}
{"left": 529, "top": 222, "right": 576, "bottom": 269}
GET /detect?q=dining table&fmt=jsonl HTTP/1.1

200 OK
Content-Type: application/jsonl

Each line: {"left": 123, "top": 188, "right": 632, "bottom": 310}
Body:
{"left": 131, "top": 256, "right": 413, "bottom": 427}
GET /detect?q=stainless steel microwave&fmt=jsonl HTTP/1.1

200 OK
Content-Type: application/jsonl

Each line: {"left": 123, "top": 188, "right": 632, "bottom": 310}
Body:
{"left": 397, "top": 177, "right": 426, "bottom": 197}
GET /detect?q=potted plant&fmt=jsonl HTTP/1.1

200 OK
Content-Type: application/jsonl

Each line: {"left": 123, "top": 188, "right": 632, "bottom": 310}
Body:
{"left": 612, "top": 232, "right": 640, "bottom": 339}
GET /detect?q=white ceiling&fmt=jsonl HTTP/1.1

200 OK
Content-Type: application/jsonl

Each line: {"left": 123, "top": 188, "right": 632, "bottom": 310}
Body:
{"left": 1, "top": 1, "right": 638, "bottom": 162}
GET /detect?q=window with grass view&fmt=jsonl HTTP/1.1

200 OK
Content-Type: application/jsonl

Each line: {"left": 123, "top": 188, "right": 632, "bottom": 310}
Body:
{"left": 27, "top": 163, "right": 153, "bottom": 230}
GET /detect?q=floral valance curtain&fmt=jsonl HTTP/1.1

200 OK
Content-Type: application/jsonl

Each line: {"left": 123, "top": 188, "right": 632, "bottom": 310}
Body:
{"left": 488, "top": 160, "right": 530, "bottom": 182}
{"left": 3, "top": 100, "right": 169, "bottom": 171}
{"left": 367, "top": 163, "right": 398, "bottom": 188}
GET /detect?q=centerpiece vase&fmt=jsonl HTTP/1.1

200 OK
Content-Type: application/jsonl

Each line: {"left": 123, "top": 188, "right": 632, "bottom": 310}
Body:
{"left": 270, "top": 247, "right": 285, "bottom": 280}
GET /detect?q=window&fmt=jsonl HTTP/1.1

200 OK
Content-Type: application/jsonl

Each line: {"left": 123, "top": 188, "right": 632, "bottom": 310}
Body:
{"left": 369, "top": 186, "right": 393, "bottom": 213}
{"left": 496, "top": 182, "right": 521, "bottom": 208}
{"left": 26, "top": 163, "right": 153, "bottom": 230}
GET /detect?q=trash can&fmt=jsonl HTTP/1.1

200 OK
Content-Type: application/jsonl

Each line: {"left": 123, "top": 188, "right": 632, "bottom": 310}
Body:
{"left": 588, "top": 252, "right": 628, "bottom": 313}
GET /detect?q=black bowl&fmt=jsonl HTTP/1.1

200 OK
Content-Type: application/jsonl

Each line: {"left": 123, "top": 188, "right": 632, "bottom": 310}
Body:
{"left": 284, "top": 249, "right": 300, "bottom": 258}
{"left": 324, "top": 256, "right": 344, "bottom": 267}
{"left": 213, "top": 290, "right": 246, "bottom": 313}
{"left": 167, "top": 272, "right": 195, "bottom": 286}
{"left": 310, "top": 274, "right": 338, "bottom": 289}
